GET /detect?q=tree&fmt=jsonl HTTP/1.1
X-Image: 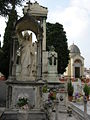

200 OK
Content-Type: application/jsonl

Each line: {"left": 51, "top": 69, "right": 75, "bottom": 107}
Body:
{"left": 46, "top": 22, "right": 69, "bottom": 74}
{"left": 0, "top": 0, "right": 25, "bottom": 16}
{"left": 0, "top": 7, "right": 18, "bottom": 79}
{"left": 0, "top": 0, "right": 10, "bottom": 16}
{"left": 0, "top": 0, "right": 27, "bottom": 79}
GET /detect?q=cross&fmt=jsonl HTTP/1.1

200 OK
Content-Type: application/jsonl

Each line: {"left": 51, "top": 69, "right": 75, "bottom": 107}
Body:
{"left": 26, "top": 0, "right": 31, "bottom": 10}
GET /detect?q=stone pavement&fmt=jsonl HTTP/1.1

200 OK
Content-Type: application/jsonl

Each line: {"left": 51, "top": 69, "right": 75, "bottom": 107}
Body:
{"left": 58, "top": 113, "right": 77, "bottom": 120}
{"left": 50, "top": 111, "right": 77, "bottom": 120}
{"left": 70, "top": 101, "right": 90, "bottom": 120}
{"left": 72, "top": 101, "right": 90, "bottom": 115}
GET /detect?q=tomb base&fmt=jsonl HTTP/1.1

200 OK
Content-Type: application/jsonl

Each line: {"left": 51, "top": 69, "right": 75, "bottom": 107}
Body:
{"left": 6, "top": 80, "right": 45, "bottom": 109}
{"left": 1, "top": 80, "right": 47, "bottom": 120}
{"left": 1, "top": 109, "right": 47, "bottom": 120}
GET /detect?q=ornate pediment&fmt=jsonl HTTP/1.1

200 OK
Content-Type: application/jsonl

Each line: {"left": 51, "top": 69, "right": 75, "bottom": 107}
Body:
{"left": 23, "top": 1, "right": 48, "bottom": 17}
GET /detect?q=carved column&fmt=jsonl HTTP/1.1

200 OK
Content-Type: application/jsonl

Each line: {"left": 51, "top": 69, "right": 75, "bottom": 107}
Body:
{"left": 12, "top": 35, "right": 18, "bottom": 80}
{"left": 71, "top": 59, "right": 74, "bottom": 78}
{"left": 37, "top": 33, "right": 43, "bottom": 80}
{"left": 42, "top": 17, "right": 46, "bottom": 51}
{"left": 6, "top": 86, "right": 12, "bottom": 108}
{"left": 9, "top": 38, "right": 13, "bottom": 78}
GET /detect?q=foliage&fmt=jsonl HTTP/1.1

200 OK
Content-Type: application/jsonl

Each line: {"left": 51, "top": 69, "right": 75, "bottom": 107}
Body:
{"left": 0, "top": 0, "right": 25, "bottom": 16}
{"left": 0, "top": 0, "right": 26, "bottom": 78}
{"left": 0, "top": 7, "right": 18, "bottom": 78}
{"left": 89, "top": 86, "right": 90, "bottom": 94}
{"left": 67, "top": 80, "right": 74, "bottom": 96}
{"left": 42, "top": 85, "right": 48, "bottom": 93}
{"left": 83, "top": 83, "right": 89, "bottom": 96}
{"left": 17, "top": 97, "right": 28, "bottom": 107}
{"left": 46, "top": 22, "right": 70, "bottom": 74}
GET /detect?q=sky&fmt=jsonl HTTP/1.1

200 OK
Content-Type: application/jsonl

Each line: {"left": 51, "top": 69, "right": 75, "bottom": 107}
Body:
{"left": 0, "top": 0, "right": 90, "bottom": 69}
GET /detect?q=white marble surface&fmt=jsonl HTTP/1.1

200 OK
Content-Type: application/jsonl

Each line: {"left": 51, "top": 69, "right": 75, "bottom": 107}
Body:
{"left": 72, "top": 101, "right": 90, "bottom": 115}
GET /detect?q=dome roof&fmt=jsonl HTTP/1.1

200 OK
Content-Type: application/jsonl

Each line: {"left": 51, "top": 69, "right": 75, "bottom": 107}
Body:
{"left": 69, "top": 43, "right": 80, "bottom": 53}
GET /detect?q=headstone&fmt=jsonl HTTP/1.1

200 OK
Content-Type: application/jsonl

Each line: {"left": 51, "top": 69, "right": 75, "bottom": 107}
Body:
{"left": 12, "top": 86, "right": 35, "bottom": 108}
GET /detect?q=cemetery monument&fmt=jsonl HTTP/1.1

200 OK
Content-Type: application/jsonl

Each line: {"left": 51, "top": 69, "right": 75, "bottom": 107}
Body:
{"left": 1, "top": 1, "right": 67, "bottom": 120}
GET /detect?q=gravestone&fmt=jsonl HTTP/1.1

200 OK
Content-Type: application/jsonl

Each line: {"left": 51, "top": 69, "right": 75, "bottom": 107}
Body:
{"left": 1, "top": 1, "right": 68, "bottom": 120}
{"left": 12, "top": 86, "right": 35, "bottom": 108}
{"left": 1, "top": 1, "right": 48, "bottom": 120}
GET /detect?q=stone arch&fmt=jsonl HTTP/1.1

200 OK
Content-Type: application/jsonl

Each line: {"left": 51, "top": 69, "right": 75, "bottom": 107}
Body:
{"left": 74, "top": 59, "right": 82, "bottom": 64}
{"left": 15, "top": 15, "right": 42, "bottom": 37}
{"left": 73, "top": 59, "right": 82, "bottom": 78}
{"left": 15, "top": 14, "right": 43, "bottom": 80}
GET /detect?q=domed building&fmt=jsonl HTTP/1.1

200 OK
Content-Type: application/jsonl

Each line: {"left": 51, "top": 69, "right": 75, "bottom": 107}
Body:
{"left": 64, "top": 43, "right": 84, "bottom": 79}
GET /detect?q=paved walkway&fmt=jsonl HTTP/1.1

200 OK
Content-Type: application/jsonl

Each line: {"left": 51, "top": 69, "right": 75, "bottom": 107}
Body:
{"left": 50, "top": 112, "right": 78, "bottom": 120}
{"left": 50, "top": 101, "right": 90, "bottom": 120}
{"left": 72, "top": 101, "right": 90, "bottom": 115}
{"left": 58, "top": 113, "right": 77, "bottom": 120}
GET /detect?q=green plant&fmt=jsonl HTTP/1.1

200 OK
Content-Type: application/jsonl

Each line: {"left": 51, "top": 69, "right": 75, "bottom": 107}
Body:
{"left": 67, "top": 80, "right": 74, "bottom": 96}
{"left": 89, "top": 86, "right": 90, "bottom": 94}
{"left": 17, "top": 97, "right": 28, "bottom": 107}
{"left": 42, "top": 85, "right": 48, "bottom": 93}
{"left": 83, "top": 84, "right": 89, "bottom": 96}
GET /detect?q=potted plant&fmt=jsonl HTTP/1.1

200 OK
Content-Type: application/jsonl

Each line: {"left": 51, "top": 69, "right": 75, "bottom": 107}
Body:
{"left": 67, "top": 80, "right": 74, "bottom": 101}
{"left": 83, "top": 83, "right": 90, "bottom": 100}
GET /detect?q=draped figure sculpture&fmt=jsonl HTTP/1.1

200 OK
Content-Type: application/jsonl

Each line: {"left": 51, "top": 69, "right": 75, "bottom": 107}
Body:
{"left": 17, "top": 32, "right": 35, "bottom": 80}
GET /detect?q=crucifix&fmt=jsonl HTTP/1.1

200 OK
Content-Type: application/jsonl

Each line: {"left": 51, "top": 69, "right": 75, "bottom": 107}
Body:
{"left": 26, "top": 0, "right": 31, "bottom": 13}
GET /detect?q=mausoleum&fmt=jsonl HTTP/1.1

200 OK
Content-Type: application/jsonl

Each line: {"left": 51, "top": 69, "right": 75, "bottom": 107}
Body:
{"left": 64, "top": 43, "right": 84, "bottom": 79}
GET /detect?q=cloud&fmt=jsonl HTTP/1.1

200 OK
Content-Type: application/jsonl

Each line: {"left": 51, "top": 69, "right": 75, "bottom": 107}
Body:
{"left": 70, "top": 0, "right": 90, "bottom": 11}
{"left": 0, "top": 17, "right": 6, "bottom": 46}
{"left": 47, "top": 0, "right": 90, "bottom": 68}
{"left": 0, "top": 0, "right": 90, "bottom": 68}
{"left": 48, "top": 0, "right": 89, "bottom": 41}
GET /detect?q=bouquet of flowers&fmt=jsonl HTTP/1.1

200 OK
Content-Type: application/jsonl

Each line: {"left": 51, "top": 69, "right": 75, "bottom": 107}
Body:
{"left": 48, "top": 91, "right": 56, "bottom": 100}
{"left": 17, "top": 97, "right": 28, "bottom": 108}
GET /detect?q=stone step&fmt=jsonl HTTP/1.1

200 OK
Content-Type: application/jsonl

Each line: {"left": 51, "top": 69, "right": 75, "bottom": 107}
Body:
{"left": 0, "top": 107, "right": 5, "bottom": 118}
{"left": 58, "top": 105, "right": 67, "bottom": 113}
{"left": 0, "top": 109, "right": 47, "bottom": 120}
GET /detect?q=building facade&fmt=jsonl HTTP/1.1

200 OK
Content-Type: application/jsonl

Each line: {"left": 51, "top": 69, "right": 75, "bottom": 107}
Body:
{"left": 64, "top": 43, "right": 84, "bottom": 79}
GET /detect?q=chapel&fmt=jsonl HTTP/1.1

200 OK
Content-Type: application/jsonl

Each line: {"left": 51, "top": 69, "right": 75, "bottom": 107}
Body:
{"left": 64, "top": 43, "right": 84, "bottom": 79}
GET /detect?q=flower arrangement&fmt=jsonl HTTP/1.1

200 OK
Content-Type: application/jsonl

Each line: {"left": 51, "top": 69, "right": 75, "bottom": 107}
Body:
{"left": 17, "top": 97, "right": 28, "bottom": 108}
{"left": 48, "top": 91, "right": 56, "bottom": 100}
{"left": 73, "top": 92, "right": 83, "bottom": 103}
{"left": 75, "top": 92, "right": 79, "bottom": 100}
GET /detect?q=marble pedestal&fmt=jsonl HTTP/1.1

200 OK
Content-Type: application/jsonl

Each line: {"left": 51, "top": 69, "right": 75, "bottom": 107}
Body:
{"left": 1, "top": 109, "right": 47, "bottom": 120}
{"left": 6, "top": 80, "right": 45, "bottom": 109}
{"left": 1, "top": 80, "right": 47, "bottom": 120}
